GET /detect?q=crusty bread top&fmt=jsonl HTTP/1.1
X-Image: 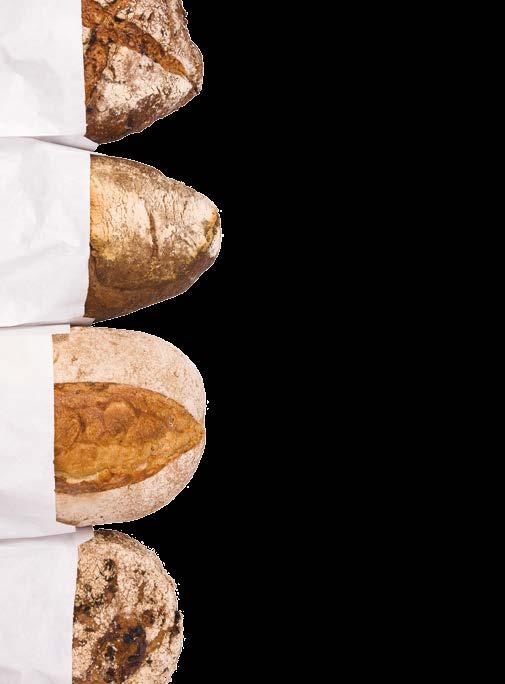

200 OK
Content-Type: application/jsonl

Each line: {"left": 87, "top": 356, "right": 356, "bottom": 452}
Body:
{"left": 89, "top": 156, "right": 220, "bottom": 291}
{"left": 82, "top": 0, "right": 203, "bottom": 143}
{"left": 54, "top": 383, "right": 204, "bottom": 494}
{"left": 53, "top": 328, "right": 206, "bottom": 423}
{"left": 52, "top": 328, "right": 206, "bottom": 496}
{"left": 86, "top": 155, "right": 221, "bottom": 321}
{"left": 74, "top": 530, "right": 183, "bottom": 683}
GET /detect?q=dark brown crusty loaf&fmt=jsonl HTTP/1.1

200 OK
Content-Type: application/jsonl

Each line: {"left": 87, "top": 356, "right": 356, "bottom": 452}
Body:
{"left": 54, "top": 327, "right": 207, "bottom": 527}
{"left": 74, "top": 530, "right": 183, "bottom": 683}
{"left": 82, "top": 0, "right": 203, "bottom": 144}
{"left": 85, "top": 155, "right": 221, "bottom": 322}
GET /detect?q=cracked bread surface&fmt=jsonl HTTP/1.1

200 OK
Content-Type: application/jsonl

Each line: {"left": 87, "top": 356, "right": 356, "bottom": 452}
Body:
{"left": 82, "top": 0, "right": 203, "bottom": 143}
{"left": 55, "top": 383, "right": 204, "bottom": 494}
{"left": 53, "top": 328, "right": 206, "bottom": 526}
{"left": 74, "top": 530, "right": 183, "bottom": 683}
{"left": 85, "top": 156, "right": 221, "bottom": 322}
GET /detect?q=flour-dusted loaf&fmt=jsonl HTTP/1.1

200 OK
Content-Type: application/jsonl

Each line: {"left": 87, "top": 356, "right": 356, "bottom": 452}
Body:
{"left": 53, "top": 327, "right": 206, "bottom": 526}
{"left": 74, "top": 530, "right": 183, "bottom": 683}
{"left": 85, "top": 155, "right": 221, "bottom": 321}
{"left": 82, "top": 0, "right": 203, "bottom": 143}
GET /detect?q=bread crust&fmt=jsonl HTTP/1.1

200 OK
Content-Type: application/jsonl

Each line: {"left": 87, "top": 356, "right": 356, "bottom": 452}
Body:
{"left": 74, "top": 530, "right": 183, "bottom": 683}
{"left": 85, "top": 156, "right": 221, "bottom": 322}
{"left": 59, "top": 442, "right": 204, "bottom": 527}
{"left": 54, "top": 384, "right": 204, "bottom": 494}
{"left": 82, "top": 0, "right": 203, "bottom": 144}
{"left": 54, "top": 328, "right": 206, "bottom": 526}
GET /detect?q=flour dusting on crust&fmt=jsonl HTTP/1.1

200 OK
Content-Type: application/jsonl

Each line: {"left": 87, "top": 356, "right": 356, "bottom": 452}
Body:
{"left": 82, "top": 0, "right": 203, "bottom": 143}
{"left": 73, "top": 530, "right": 183, "bottom": 683}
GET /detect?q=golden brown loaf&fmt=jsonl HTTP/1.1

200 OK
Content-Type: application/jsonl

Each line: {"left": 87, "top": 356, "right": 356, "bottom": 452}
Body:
{"left": 74, "top": 530, "right": 183, "bottom": 683}
{"left": 53, "top": 327, "right": 206, "bottom": 526}
{"left": 82, "top": 0, "right": 203, "bottom": 143}
{"left": 55, "top": 384, "right": 203, "bottom": 495}
{"left": 85, "top": 155, "right": 221, "bottom": 321}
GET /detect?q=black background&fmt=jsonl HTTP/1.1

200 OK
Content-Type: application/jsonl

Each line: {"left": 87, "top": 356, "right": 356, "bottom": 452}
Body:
{"left": 95, "top": 3, "right": 231, "bottom": 678}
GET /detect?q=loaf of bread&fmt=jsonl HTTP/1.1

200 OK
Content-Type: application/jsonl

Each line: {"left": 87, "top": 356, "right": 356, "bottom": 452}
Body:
{"left": 74, "top": 530, "right": 183, "bottom": 683}
{"left": 53, "top": 327, "right": 206, "bottom": 526}
{"left": 85, "top": 155, "right": 221, "bottom": 321}
{"left": 83, "top": 0, "right": 203, "bottom": 143}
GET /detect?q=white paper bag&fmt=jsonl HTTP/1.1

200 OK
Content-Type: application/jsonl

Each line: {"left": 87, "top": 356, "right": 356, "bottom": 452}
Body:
{"left": 0, "top": 528, "right": 93, "bottom": 684}
{"left": 0, "top": 138, "right": 91, "bottom": 327}
{"left": 0, "top": 326, "right": 75, "bottom": 539}
{"left": 0, "top": 0, "right": 86, "bottom": 138}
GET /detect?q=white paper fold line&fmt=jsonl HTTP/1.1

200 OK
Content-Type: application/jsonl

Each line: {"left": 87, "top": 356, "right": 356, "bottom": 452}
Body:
{"left": 0, "top": 325, "right": 70, "bottom": 337}
{"left": 35, "top": 136, "right": 99, "bottom": 153}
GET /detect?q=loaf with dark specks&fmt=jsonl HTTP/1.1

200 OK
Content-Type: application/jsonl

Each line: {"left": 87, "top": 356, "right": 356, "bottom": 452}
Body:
{"left": 83, "top": 0, "right": 203, "bottom": 144}
{"left": 73, "top": 530, "right": 183, "bottom": 683}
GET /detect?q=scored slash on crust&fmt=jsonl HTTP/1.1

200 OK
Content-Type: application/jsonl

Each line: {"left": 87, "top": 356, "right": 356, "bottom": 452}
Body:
{"left": 82, "top": 0, "right": 196, "bottom": 108}
{"left": 53, "top": 328, "right": 207, "bottom": 527}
